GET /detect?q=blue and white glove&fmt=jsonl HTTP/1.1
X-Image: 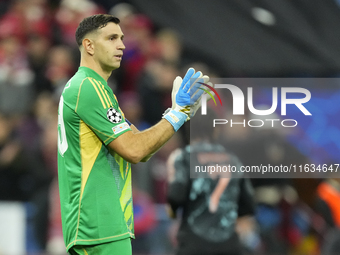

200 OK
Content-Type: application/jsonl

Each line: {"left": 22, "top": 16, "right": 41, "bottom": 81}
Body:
{"left": 163, "top": 68, "right": 208, "bottom": 131}
{"left": 190, "top": 81, "right": 215, "bottom": 118}
{"left": 171, "top": 76, "right": 212, "bottom": 120}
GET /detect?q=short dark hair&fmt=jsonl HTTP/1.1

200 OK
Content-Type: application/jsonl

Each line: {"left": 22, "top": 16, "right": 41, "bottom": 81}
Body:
{"left": 75, "top": 14, "right": 120, "bottom": 47}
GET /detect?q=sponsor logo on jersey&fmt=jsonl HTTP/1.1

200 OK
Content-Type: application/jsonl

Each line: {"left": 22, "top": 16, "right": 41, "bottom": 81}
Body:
{"left": 112, "top": 122, "right": 130, "bottom": 135}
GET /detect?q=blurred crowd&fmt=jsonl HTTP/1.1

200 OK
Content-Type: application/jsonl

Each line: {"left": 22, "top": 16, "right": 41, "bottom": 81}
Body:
{"left": 0, "top": 0, "right": 339, "bottom": 255}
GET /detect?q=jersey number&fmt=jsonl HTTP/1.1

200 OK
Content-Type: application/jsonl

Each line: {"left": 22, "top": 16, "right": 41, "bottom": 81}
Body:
{"left": 58, "top": 96, "right": 68, "bottom": 156}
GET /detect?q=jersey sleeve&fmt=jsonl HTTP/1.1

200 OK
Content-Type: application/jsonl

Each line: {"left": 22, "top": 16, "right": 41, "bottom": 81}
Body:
{"left": 75, "top": 78, "right": 131, "bottom": 145}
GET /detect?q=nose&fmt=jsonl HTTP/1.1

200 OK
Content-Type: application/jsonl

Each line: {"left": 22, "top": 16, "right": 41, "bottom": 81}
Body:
{"left": 118, "top": 39, "right": 125, "bottom": 50}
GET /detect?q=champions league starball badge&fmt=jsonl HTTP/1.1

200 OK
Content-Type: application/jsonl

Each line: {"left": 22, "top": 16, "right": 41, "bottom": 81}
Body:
{"left": 107, "top": 108, "right": 122, "bottom": 123}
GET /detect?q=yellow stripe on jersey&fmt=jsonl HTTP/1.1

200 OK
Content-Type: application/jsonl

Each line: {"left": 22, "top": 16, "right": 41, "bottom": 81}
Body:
{"left": 120, "top": 169, "right": 133, "bottom": 231}
{"left": 84, "top": 123, "right": 116, "bottom": 145}
{"left": 82, "top": 248, "right": 89, "bottom": 255}
{"left": 98, "top": 80, "right": 113, "bottom": 107}
{"left": 119, "top": 157, "right": 124, "bottom": 180}
{"left": 125, "top": 205, "right": 133, "bottom": 232}
{"left": 79, "top": 120, "right": 102, "bottom": 200}
{"left": 119, "top": 107, "right": 126, "bottom": 119}
{"left": 113, "top": 94, "right": 127, "bottom": 118}
{"left": 88, "top": 78, "right": 106, "bottom": 108}
{"left": 74, "top": 120, "right": 102, "bottom": 242}
{"left": 125, "top": 163, "right": 129, "bottom": 179}
{"left": 75, "top": 78, "right": 90, "bottom": 112}
{"left": 92, "top": 79, "right": 110, "bottom": 108}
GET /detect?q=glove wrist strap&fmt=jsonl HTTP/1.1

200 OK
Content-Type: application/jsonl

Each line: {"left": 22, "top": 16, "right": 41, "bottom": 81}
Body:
{"left": 162, "top": 109, "right": 187, "bottom": 132}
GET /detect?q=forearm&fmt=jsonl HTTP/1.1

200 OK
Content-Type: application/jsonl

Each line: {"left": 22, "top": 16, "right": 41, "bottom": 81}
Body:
{"left": 133, "top": 119, "right": 175, "bottom": 156}
{"left": 129, "top": 125, "right": 154, "bottom": 162}
{"left": 134, "top": 120, "right": 175, "bottom": 162}
{"left": 109, "top": 119, "right": 175, "bottom": 164}
{"left": 213, "top": 178, "right": 230, "bottom": 197}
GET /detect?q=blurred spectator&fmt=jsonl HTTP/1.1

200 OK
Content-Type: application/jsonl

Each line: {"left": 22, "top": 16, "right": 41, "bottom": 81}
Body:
{"left": 316, "top": 178, "right": 340, "bottom": 228}
{"left": 46, "top": 177, "right": 65, "bottom": 255}
{"left": 45, "top": 45, "right": 76, "bottom": 98}
{"left": 119, "top": 91, "right": 150, "bottom": 131}
{"left": 217, "top": 100, "right": 312, "bottom": 254}
{"left": 316, "top": 177, "right": 340, "bottom": 254}
{"left": 16, "top": 92, "right": 58, "bottom": 250}
{"left": 133, "top": 188, "right": 157, "bottom": 237}
{"left": 55, "top": 0, "right": 105, "bottom": 46}
{"left": 0, "top": 26, "right": 34, "bottom": 115}
{"left": 0, "top": 112, "right": 24, "bottom": 201}
{"left": 37, "top": 95, "right": 64, "bottom": 254}
{"left": 134, "top": 26, "right": 186, "bottom": 126}
{"left": 156, "top": 28, "right": 182, "bottom": 66}
{"left": 151, "top": 132, "right": 182, "bottom": 203}
{"left": 109, "top": 2, "right": 136, "bottom": 32}
{"left": 22, "top": 0, "right": 53, "bottom": 39}
{"left": 0, "top": 0, "right": 53, "bottom": 43}
{"left": 137, "top": 59, "right": 178, "bottom": 125}
{"left": 132, "top": 132, "right": 182, "bottom": 204}
{"left": 221, "top": 118, "right": 302, "bottom": 254}
{"left": 320, "top": 228, "right": 340, "bottom": 255}
{"left": 27, "top": 33, "right": 53, "bottom": 93}
{"left": 131, "top": 188, "right": 157, "bottom": 254}
{"left": 0, "top": 0, "right": 28, "bottom": 43}
{"left": 118, "top": 13, "right": 159, "bottom": 93}
{"left": 166, "top": 108, "right": 256, "bottom": 255}
{"left": 0, "top": 105, "right": 55, "bottom": 250}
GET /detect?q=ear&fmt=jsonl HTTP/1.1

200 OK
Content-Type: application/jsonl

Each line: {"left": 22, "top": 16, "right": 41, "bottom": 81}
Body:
{"left": 82, "top": 38, "right": 94, "bottom": 55}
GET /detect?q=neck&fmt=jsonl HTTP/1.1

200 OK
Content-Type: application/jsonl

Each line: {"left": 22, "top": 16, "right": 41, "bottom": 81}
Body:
{"left": 80, "top": 58, "right": 112, "bottom": 81}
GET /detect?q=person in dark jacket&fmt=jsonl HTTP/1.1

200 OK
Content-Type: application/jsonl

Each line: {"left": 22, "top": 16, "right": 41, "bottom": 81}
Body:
{"left": 166, "top": 109, "right": 256, "bottom": 255}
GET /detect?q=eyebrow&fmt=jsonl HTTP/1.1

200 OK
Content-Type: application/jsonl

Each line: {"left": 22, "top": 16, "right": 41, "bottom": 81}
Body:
{"left": 107, "top": 33, "right": 124, "bottom": 40}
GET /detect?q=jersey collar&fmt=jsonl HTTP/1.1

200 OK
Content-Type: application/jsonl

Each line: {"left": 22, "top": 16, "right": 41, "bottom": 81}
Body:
{"left": 78, "top": 66, "right": 107, "bottom": 85}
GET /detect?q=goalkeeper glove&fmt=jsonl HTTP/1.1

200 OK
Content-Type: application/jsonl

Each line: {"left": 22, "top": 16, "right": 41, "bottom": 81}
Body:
{"left": 189, "top": 81, "right": 215, "bottom": 119}
{"left": 171, "top": 76, "right": 211, "bottom": 120}
{"left": 163, "top": 68, "right": 208, "bottom": 131}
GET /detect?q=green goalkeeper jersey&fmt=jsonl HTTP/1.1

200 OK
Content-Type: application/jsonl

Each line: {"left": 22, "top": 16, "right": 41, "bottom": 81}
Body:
{"left": 57, "top": 66, "right": 134, "bottom": 251}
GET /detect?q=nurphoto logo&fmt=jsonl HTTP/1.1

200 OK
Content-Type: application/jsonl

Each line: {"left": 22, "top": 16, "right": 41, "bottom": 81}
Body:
{"left": 200, "top": 83, "right": 312, "bottom": 128}
{"left": 198, "top": 82, "right": 223, "bottom": 107}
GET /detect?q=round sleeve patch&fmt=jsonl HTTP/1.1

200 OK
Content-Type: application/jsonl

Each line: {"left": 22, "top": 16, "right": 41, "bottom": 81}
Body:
{"left": 107, "top": 108, "right": 122, "bottom": 123}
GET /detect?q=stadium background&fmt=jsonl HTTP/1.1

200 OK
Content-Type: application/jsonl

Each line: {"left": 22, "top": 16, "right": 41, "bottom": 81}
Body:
{"left": 0, "top": 0, "right": 340, "bottom": 254}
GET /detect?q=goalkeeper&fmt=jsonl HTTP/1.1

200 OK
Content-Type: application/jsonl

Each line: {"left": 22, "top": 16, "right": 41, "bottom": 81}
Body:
{"left": 57, "top": 14, "right": 211, "bottom": 255}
